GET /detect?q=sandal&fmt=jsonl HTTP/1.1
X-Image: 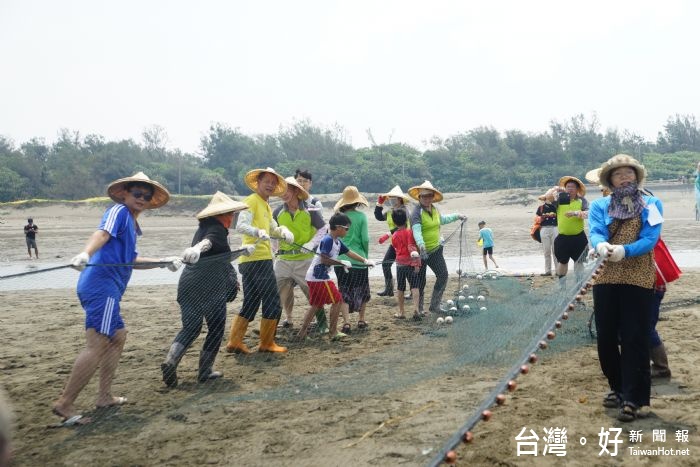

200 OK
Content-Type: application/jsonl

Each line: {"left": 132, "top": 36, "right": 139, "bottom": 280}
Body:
{"left": 357, "top": 320, "right": 368, "bottom": 330}
{"left": 393, "top": 314, "right": 406, "bottom": 320}
{"left": 617, "top": 402, "right": 641, "bottom": 422}
{"left": 602, "top": 391, "right": 621, "bottom": 408}
{"left": 341, "top": 323, "right": 351, "bottom": 334}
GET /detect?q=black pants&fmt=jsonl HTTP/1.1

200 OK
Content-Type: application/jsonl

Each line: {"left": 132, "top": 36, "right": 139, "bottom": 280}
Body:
{"left": 239, "top": 260, "right": 282, "bottom": 321}
{"left": 381, "top": 245, "right": 396, "bottom": 281}
{"left": 418, "top": 246, "right": 448, "bottom": 312}
{"left": 175, "top": 299, "right": 227, "bottom": 353}
{"left": 397, "top": 264, "right": 420, "bottom": 291}
{"left": 593, "top": 284, "right": 653, "bottom": 407}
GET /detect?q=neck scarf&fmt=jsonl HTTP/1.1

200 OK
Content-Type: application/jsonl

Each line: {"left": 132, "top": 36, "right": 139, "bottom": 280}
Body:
{"left": 608, "top": 183, "right": 645, "bottom": 220}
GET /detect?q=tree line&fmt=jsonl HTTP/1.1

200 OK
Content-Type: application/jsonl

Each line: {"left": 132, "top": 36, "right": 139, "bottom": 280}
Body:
{"left": 1, "top": 114, "right": 699, "bottom": 203}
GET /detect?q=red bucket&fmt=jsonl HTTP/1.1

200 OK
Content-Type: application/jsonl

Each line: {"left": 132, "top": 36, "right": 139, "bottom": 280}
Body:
{"left": 654, "top": 238, "right": 681, "bottom": 286}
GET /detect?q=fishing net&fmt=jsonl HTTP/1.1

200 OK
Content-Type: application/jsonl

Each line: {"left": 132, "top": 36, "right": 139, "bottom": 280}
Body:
{"left": 0, "top": 220, "right": 599, "bottom": 465}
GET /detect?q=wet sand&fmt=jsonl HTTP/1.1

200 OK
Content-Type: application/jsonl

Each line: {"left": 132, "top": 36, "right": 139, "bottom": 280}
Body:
{"left": 1, "top": 186, "right": 699, "bottom": 466}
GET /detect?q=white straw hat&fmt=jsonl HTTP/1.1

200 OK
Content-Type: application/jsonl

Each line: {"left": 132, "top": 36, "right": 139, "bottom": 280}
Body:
{"left": 382, "top": 185, "right": 411, "bottom": 203}
{"left": 196, "top": 191, "right": 249, "bottom": 219}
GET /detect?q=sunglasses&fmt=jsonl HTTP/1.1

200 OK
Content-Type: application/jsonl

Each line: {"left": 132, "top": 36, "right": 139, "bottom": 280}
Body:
{"left": 337, "top": 225, "right": 350, "bottom": 230}
{"left": 130, "top": 190, "right": 153, "bottom": 202}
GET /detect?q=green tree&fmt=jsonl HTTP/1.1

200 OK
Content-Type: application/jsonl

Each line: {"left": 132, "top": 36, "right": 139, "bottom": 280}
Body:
{"left": 656, "top": 114, "right": 700, "bottom": 153}
{"left": 0, "top": 166, "right": 29, "bottom": 201}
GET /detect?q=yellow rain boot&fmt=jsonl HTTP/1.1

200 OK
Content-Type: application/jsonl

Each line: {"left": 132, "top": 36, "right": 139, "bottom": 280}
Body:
{"left": 225, "top": 315, "right": 251, "bottom": 354}
{"left": 258, "top": 318, "right": 287, "bottom": 353}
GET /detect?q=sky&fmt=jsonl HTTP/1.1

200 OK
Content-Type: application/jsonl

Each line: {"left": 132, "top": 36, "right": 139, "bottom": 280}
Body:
{"left": 1, "top": 0, "right": 699, "bottom": 155}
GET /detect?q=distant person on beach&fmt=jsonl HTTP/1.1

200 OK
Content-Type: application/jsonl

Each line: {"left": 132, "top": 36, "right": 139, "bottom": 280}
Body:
{"left": 23, "top": 218, "right": 39, "bottom": 259}
{"left": 374, "top": 185, "right": 411, "bottom": 298}
{"left": 536, "top": 191, "right": 558, "bottom": 276}
{"left": 161, "top": 192, "right": 251, "bottom": 388}
{"left": 408, "top": 180, "right": 467, "bottom": 316}
{"left": 477, "top": 220, "right": 499, "bottom": 270}
{"left": 52, "top": 172, "right": 183, "bottom": 426}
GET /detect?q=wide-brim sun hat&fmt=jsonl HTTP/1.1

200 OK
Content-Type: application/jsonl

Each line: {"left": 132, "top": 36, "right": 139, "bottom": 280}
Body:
{"left": 382, "top": 185, "right": 411, "bottom": 203}
{"left": 107, "top": 171, "right": 170, "bottom": 209}
{"left": 538, "top": 190, "right": 554, "bottom": 201}
{"left": 558, "top": 175, "right": 586, "bottom": 197}
{"left": 196, "top": 191, "right": 249, "bottom": 219}
{"left": 334, "top": 186, "right": 369, "bottom": 212}
{"left": 585, "top": 168, "right": 601, "bottom": 185}
{"left": 408, "top": 180, "right": 444, "bottom": 203}
{"left": 244, "top": 167, "right": 287, "bottom": 197}
{"left": 283, "top": 176, "right": 310, "bottom": 201}
{"left": 598, "top": 154, "right": 647, "bottom": 190}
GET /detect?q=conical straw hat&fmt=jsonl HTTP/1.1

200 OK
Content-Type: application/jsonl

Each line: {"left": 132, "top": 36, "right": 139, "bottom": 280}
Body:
{"left": 196, "top": 191, "right": 249, "bottom": 219}
{"left": 382, "top": 185, "right": 411, "bottom": 203}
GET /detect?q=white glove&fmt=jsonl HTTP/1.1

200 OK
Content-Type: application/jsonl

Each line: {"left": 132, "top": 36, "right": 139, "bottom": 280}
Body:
{"left": 242, "top": 245, "right": 256, "bottom": 256}
{"left": 279, "top": 226, "right": 294, "bottom": 244}
{"left": 339, "top": 260, "right": 352, "bottom": 272}
{"left": 182, "top": 247, "right": 201, "bottom": 263}
{"left": 363, "top": 259, "right": 376, "bottom": 267}
{"left": 458, "top": 214, "right": 467, "bottom": 221}
{"left": 608, "top": 245, "right": 626, "bottom": 262}
{"left": 587, "top": 248, "right": 596, "bottom": 260}
{"left": 595, "top": 242, "right": 613, "bottom": 257}
{"left": 302, "top": 241, "right": 316, "bottom": 252}
{"left": 182, "top": 239, "right": 212, "bottom": 264}
{"left": 410, "top": 251, "right": 420, "bottom": 259}
{"left": 257, "top": 229, "right": 270, "bottom": 241}
{"left": 71, "top": 252, "right": 90, "bottom": 271}
{"left": 160, "top": 256, "right": 183, "bottom": 272}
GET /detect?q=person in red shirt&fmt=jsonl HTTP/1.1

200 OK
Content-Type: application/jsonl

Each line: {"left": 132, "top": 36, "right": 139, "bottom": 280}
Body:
{"left": 389, "top": 208, "right": 422, "bottom": 320}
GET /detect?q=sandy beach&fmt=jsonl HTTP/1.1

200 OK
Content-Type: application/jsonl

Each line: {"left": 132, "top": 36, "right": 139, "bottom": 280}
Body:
{"left": 1, "top": 186, "right": 699, "bottom": 466}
